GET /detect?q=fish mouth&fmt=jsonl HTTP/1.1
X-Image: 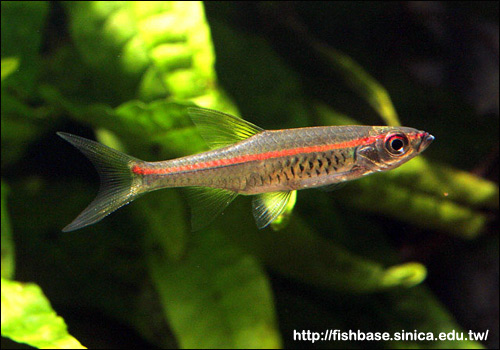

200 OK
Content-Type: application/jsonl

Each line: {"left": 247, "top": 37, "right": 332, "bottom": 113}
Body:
{"left": 418, "top": 132, "right": 435, "bottom": 152}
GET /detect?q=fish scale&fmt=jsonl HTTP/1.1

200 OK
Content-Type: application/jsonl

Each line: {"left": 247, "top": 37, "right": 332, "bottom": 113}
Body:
{"left": 57, "top": 107, "right": 434, "bottom": 231}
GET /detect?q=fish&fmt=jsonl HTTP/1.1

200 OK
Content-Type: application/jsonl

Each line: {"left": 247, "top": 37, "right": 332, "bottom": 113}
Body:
{"left": 57, "top": 107, "right": 434, "bottom": 232}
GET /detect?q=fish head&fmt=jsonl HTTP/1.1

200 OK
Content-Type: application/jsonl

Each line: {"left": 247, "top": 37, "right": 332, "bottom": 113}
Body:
{"left": 357, "top": 127, "right": 434, "bottom": 171}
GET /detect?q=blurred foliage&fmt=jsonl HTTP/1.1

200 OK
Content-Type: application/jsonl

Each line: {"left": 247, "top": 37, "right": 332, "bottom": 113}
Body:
{"left": 1, "top": 1, "right": 497, "bottom": 349}
{"left": 1, "top": 57, "right": 18, "bottom": 82}
{"left": 312, "top": 43, "right": 401, "bottom": 127}
{"left": 1, "top": 181, "right": 14, "bottom": 279}
{"left": 1, "top": 278, "right": 85, "bottom": 349}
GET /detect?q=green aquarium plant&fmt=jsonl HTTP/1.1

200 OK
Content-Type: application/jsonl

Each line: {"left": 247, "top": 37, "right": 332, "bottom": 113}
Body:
{"left": 2, "top": 1, "right": 496, "bottom": 349}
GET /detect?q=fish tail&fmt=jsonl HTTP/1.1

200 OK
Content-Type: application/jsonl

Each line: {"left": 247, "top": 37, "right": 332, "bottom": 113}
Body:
{"left": 57, "top": 132, "right": 143, "bottom": 232}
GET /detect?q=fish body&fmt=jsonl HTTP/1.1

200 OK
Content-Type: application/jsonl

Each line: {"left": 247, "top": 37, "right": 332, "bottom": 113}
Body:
{"left": 133, "top": 126, "right": 429, "bottom": 193}
{"left": 58, "top": 107, "right": 434, "bottom": 232}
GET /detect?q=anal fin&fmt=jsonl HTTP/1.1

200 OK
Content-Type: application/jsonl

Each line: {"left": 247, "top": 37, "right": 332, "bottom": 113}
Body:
{"left": 185, "top": 187, "right": 238, "bottom": 231}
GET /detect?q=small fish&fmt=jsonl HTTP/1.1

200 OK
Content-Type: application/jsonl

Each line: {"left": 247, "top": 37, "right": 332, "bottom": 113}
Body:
{"left": 58, "top": 107, "right": 434, "bottom": 232}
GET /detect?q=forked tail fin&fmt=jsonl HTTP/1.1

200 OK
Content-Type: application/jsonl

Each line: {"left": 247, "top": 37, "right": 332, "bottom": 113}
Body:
{"left": 57, "top": 132, "right": 143, "bottom": 232}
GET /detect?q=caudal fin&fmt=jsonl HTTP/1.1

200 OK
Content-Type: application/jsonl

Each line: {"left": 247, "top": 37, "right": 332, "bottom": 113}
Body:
{"left": 57, "top": 132, "right": 143, "bottom": 232}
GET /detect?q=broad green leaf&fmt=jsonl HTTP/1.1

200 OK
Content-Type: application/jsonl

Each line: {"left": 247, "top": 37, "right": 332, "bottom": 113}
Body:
{"left": 6, "top": 178, "right": 176, "bottom": 347}
{"left": 1, "top": 181, "right": 14, "bottom": 279}
{"left": 225, "top": 204, "right": 479, "bottom": 348}
{"left": 1, "top": 57, "right": 19, "bottom": 81}
{"left": 7, "top": 176, "right": 278, "bottom": 349}
{"left": 220, "top": 199, "right": 425, "bottom": 293}
{"left": 135, "top": 186, "right": 189, "bottom": 263}
{"left": 140, "top": 190, "right": 281, "bottom": 348}
{"left": 63, "top": 1, "right": 228, "bottom": 109}
{"left": 1, "top": 278, "right": 86, "bottom": 349}
{"left": 340, "top": 175, "right": 489, "bottom": 239}
{"left": 40, "top": 85, "right": 206, "bottom": 158}
{"left": 387, "top": 157, "right": 499, "bottom": 211}
{"left": 258, "top": 216, "right": 427, "bottom": 292}
{"left": 146, "top": 217, "right": 282, "bottom": 348}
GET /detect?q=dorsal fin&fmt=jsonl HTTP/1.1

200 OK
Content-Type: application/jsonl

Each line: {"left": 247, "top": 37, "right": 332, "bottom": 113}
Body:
{"left": 187, "top": 107, "right": 264, "bottom": 149}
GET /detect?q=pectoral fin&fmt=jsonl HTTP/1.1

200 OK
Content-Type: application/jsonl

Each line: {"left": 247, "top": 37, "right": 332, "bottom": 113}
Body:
{"left": 252, "top": 191, "right": 295, "bottom": 229}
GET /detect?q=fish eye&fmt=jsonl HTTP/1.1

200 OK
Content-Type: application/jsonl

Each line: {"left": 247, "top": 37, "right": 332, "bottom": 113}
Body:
{"left": 385, "top": 134, "right": 409, "bottom": 155}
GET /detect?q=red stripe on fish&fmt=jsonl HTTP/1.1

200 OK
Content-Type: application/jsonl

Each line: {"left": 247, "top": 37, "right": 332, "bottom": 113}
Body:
{"left": 132, "top": 132, "right": 427, "bottom": 175}
{"left": 137, "top": 134, "right": 354, "bottom": 175}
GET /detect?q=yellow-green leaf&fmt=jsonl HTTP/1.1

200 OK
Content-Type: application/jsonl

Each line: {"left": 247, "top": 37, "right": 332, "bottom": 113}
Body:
{"left": 145, "top": 193, "right": 282, "bottom": 348}
{"left": 1, "top": 57, "right": 19, "bottom": 81}
{"left": 1, "top": 278, "right": 86, "bottom": 349}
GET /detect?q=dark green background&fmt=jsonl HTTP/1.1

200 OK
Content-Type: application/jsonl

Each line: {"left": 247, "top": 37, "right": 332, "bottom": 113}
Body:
{"left": 2, "top": 1, "right": 498, "bottom": 349}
